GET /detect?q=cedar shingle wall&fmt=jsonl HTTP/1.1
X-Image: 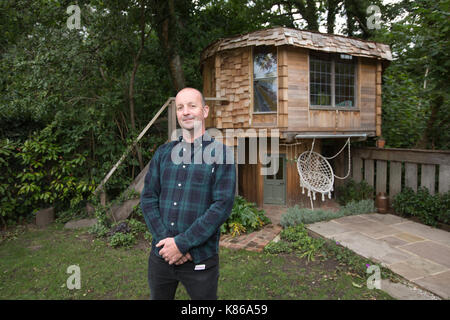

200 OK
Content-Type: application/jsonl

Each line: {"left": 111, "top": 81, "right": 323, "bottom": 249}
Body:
{"left": 213, "top": 47, "right": 251, "bottom": 129}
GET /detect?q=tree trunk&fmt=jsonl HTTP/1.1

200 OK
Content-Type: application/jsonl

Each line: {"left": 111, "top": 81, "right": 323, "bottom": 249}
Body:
{"left": 327, "top": 0, "right": 339, "bottom": 34}
{"left": 156, "top": 0, "right": 186, "bottom": 92}
{"left": 415, "top": 95, "right": 443, "bottom": 150}
{"left": 128, "top": 0, "right": 150, "bottom": 171}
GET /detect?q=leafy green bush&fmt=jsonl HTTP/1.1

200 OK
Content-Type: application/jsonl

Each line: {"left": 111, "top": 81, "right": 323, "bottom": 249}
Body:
{"left": 265, "top": 224, "right": 325, "bottom": 261}
{"left": 393, "top": 187, "right": 450, "bottom": 227}
{"left": 0, "top": 126, "right": 95, "bottom": 227}
{"left": 221, "top": 195, "right": 271, "bottom": 237}
{"left": 109, "top": 232, "right": 136, "bottom": 248}
{"left": 335, "top": 179, "right": 374, "bottom": 206}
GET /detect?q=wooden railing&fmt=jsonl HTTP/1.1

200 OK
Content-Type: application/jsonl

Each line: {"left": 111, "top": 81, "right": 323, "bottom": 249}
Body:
{"left": 351, "top": 147, "right": 450, "bottom": 199}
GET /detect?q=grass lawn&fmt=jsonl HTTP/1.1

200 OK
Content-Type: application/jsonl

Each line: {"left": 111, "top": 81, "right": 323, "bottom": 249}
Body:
{"left": 0, "top": 223, "right": 393, "bottom": 300}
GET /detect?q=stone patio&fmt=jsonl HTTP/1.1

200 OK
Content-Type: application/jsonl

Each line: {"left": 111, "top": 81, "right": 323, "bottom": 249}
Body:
{"left": 307, "top": 213, "right": 450, "bottom": 299}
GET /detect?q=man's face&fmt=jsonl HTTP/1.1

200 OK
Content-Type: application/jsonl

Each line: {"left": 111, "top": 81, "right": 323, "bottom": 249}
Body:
{"left": 175, "top": 89, "right": 209, "bottom": 132}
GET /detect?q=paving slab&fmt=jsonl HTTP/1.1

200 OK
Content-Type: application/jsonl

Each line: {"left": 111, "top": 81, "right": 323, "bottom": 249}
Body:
{"left": 328, "top": 231, "right": 414, "bottom": 265}
{"left": 306, "top": 215, "right": 450, "bottom": 299}
{"left": 379, "top": 236, "right": 408, "bottom": 247}
{"left": 394, "top": 222, "right": 450, "bottom": 247}
{"left": 363, "top": 213, "right": 409, "bottom": 225}
{"left": 345, "top": 221, "right": 401, "bottom": 239}
{"left": 414, "top": 271, "right": 450, "bottom": 299}
{"left": 388, "top": 257, "right": 447, "bottom": 281}
{"left": 307, "top": 220, "right": 353, "bottom": 237}
{"left": 394, "top": 232, "right": 426, "bottom": 243}
{"left": 380, "top": 279, "right": 440, "bottom": 300}
{"left": 398, "top": 241, "right": 450, "bottom": 268}
{"left": 333, "top": 215, "right": 372, "bottom": 225}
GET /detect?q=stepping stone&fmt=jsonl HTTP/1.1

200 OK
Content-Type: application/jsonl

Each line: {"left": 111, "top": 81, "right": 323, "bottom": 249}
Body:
{"left": 36, "top": 207, "right": 54, "bottom": 227}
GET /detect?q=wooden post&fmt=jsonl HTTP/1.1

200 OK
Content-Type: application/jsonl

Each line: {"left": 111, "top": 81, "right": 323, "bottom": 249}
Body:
{"left": 168, "top": 99, "right": 177, "bottom": 141}
{"left": 375, "top": 62, "right": 382, "bottom": 137}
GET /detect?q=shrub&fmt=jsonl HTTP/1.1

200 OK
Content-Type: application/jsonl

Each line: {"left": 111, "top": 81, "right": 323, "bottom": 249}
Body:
{"left": 221, "top": 195, "right": 271, "bottom": 236}
{"left": 0, "top": 125, "right": 95, "bottom": 227}
{"left": 264, "top": 224, "right": 325, "bottom": 261}
{"left": 280, "top": 199, "right": 376, "bottom": 228}
{"left": 392, "top": 187, "right": 450, "bottom": 227}
{"left": 336, "top": 179, "right": 374, "bottom": 206}
{"left": 338, "top": 199, "right": 376, "bottom": 216}
{"left": 280, "top": 205, "right": 343, "bottom": 227}
{"left": 109, "top": 232, "right": 136, "bottom": 248}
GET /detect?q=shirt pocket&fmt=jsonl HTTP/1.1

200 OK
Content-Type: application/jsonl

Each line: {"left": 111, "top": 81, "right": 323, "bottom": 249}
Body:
{"left": 191, "top": 163, "right": 214, "bottom": 185}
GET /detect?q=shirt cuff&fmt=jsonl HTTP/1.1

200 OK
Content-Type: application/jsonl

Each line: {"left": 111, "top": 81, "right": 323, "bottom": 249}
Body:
{"left": 174, "top": 234, "right": 190, "bottom": 255}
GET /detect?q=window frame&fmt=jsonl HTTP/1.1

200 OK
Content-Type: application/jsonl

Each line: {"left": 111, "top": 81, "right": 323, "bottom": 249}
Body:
{"left": 309, "top": 52, "right": 358, "bottom": 111}
{"left": 252, "top": 45, "right": 278, "bottom": 114}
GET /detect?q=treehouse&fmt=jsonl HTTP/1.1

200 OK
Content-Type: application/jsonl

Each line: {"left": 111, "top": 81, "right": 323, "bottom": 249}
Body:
{"left": 200, "top": 27, "right": 392, "bottom": 207}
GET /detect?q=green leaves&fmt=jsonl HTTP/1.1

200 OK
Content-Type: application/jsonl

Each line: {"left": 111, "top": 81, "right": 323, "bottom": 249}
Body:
{"left": 264, "top": 224, "right": 325, "bottom": 261}
{"left": 221, "top": 195, "right": 271, "bottom": 236}
{"left": 392, "top": 187, "right": 450, "bottom": 227}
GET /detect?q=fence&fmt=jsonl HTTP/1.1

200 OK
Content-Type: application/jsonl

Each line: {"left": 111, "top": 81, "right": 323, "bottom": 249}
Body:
{"left": 350, "top": 147, "right": 450, "bottom": 200}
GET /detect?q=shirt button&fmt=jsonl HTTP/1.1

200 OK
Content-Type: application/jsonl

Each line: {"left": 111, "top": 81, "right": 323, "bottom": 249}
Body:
{"left": 173, "top": 202, "right": 177, "bottom": 206}
{"left": 178, "top": 183, "right": 182, "bottom": 187}
{"left": 182, "top": 165, "right": 186, "bottom": 168}
{"left": 171, "top": 222, "right": 175, "bottom": 226}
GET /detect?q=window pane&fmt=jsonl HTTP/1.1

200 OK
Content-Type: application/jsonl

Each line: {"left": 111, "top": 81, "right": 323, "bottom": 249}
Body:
{"left": 335, "top": 60, "right": 355, "bottom": 107}
{"left": 253, "top": 46, "right": 277, "bottom": 112}
{"left": 275, "top": 158, "right": 283, "bottom": 180}
{"left": 254, "top": 78, "right": 277, "bottom": 112}
{"left": 310, "top": 57, "right": 331, "bottom": 106}
{"left": 254, "top": 46, "right": 277, "bottom": 79}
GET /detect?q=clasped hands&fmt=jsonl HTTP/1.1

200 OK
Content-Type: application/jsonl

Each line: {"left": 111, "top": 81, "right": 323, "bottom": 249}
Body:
{"left": 156, "top": 237, "right": 192, "bottom": 265}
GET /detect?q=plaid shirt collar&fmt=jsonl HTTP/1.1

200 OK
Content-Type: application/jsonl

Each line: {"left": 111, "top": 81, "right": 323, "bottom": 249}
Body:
{"left": 176, "top": 130, "right": 214, "bottom": 146}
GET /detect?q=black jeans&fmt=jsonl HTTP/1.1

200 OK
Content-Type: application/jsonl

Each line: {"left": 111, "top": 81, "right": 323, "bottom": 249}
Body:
{"left": 148, "top": 251, "right": 219, "bottom": 300}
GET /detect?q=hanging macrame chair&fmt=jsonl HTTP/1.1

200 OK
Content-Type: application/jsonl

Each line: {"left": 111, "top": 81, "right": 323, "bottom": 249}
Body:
{"left": 296, "top": 137, "right": 352, "bottom": 209}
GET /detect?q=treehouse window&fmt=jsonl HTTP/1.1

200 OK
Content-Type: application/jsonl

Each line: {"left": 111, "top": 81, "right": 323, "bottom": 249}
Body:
{"left": 253, "top": 46, "right": 277, "bottom": 113}
{"left": 310, "top": 53, "right": 356, "bottom": 108}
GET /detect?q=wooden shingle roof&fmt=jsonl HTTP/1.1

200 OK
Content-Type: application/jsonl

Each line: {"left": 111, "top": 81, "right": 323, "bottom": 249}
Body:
{"left": 201, "top": 27, "right": 392, "bottom": 61}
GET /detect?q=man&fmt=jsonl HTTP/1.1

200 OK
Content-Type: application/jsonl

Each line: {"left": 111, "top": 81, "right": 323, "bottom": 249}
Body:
{"left": 141, "top": 87, "right": 236, "bottom": 300}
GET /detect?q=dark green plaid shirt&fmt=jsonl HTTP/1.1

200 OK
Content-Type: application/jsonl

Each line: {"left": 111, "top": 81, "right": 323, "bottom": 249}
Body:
{"left": 141, "top": 131, "right": 236, "bottom": 263}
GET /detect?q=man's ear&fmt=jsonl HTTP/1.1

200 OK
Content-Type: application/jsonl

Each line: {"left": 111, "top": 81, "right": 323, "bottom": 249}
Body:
{"left": 203, "top": 105, "right": 209, "bottom": 119}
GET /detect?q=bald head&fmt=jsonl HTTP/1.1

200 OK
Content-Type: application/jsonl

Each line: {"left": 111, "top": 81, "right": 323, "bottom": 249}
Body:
{"left": 175, "top": 87, "right": 209, "bottom": 134}
{"left": 176, "top": 88, "right": 206, "bottom": 107}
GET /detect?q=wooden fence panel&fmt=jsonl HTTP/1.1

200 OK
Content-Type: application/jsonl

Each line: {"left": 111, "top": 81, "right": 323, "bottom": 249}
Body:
{"left": 351, "top": 147, "right": 450, "bottom": 198}
{"left": 376, "top": 160, "right": 387, "bottom": 194}
{"left": 389, "top": 162, "right": 402, "bottom": 198}
{"left": 421, "top": 164, "right": 435, "bottom": 194}
{"left": 439, "top": 165, "right": 450, "bottom": 193}
{"left": 353, "top": 156, "right": 363, "bottom": 183}
{"left": 405, "top": 163, "right": 418, "bottom": 192}
{"left": 364, "top": 159, "right": 374, "bottom": 188}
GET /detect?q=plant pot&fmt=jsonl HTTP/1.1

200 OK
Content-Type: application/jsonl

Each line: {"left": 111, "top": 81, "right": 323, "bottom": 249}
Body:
{"left": 376, "top": 139, "right": 385, "bottom": 148}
